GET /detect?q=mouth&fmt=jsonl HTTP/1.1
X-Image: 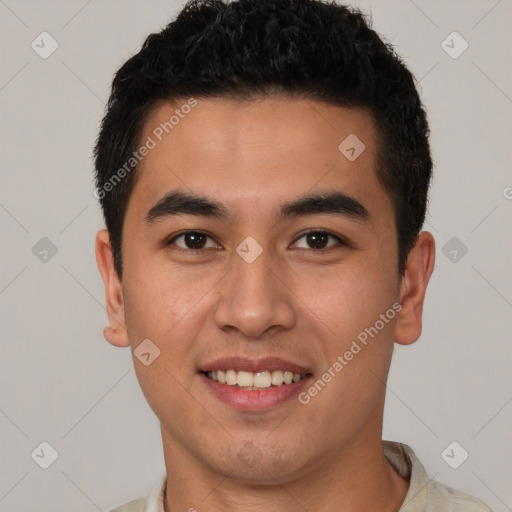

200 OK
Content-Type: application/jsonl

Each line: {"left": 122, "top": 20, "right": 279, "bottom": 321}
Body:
{"left": 198, "top": 357, "right": 313, "bottom": 410}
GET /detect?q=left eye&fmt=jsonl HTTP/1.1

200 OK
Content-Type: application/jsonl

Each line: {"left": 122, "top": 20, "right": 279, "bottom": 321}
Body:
{"left": 293, "top": 231, "right": 345, "bottom": 250}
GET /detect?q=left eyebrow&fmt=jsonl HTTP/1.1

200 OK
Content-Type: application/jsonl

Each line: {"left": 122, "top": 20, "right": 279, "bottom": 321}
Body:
{"left": 144, "top": 190, "right": 369, "bottom": 224}
{"left": 278, "top": 191, "right": 369, "bottom": 223}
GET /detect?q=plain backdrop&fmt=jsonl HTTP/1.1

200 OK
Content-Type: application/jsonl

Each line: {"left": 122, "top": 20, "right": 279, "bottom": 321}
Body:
{"left": 0, "top": 0, "right": 511, "bottom": 510}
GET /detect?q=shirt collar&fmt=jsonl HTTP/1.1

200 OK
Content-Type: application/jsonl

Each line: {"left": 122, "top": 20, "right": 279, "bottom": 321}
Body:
{"left": 144, "top": 473, "right": 166, "bottom": 512}
{"left": 383, "top": 440, "right": 430, "bottom": 510}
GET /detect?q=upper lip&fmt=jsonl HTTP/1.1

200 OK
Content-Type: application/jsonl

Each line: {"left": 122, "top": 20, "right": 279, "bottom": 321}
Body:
{"left": 199, "top": 356, "right": 312, "bottom": 375}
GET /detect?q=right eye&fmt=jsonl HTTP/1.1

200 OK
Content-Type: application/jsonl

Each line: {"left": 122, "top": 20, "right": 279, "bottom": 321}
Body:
{"left": 166, "top": 231, "right": 221, "bottom": 251}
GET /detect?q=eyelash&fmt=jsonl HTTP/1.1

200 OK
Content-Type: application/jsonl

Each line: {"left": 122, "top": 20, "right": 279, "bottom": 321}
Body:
{"left": 165, "top": 229, "right": 350, "bottom": 253}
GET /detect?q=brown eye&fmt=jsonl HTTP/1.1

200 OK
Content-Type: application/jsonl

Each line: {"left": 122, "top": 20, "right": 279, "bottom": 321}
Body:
{"left": 305, "top": 232, "right": 329, "bottom": 249}
{"left": 167, "top": 231, "right": 218, "bottom": 250}
{"left": 294, "top": 230, "right": 346, "bottom": 250}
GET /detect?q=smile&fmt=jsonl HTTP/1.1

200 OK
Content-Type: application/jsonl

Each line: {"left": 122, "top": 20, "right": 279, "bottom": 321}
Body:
{"left": 199, "top": 356, "right": 313, "bottom": 409}
{"left": 205, "top": 369, "right": 306, "bottom": 389}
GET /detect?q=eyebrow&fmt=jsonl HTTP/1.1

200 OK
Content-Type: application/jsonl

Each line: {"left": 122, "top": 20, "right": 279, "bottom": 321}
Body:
{"left": 144, "top": 190, "right": 369, "bottom": 224}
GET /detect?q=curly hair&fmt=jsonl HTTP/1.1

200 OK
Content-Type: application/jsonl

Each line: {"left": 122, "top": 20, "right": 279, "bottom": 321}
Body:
{"left": 94, "top": 0, "right": 433, "bottom": 279}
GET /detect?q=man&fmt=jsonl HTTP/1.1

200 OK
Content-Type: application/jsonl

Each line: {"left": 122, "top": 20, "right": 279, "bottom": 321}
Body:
{"left": 94, "top": 0, "right": 492, "bottom": 510}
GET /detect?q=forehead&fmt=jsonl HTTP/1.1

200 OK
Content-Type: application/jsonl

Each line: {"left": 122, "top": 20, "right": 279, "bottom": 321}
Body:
{"left": 128, "top": 96, "right": 391, "bottom": 225}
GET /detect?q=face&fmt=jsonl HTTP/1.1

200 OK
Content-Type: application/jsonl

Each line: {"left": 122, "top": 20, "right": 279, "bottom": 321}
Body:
{"left": 96, "top": 96, "right": 434, "bottom": 483}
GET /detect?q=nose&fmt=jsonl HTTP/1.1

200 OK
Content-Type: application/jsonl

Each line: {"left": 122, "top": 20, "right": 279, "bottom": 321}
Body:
{"left": 213, "top": 245, "right": 296, "bottom": 339}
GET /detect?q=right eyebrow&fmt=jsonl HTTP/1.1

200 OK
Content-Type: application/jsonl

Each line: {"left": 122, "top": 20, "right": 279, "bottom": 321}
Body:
{"left": 144, "top": 191, "right": 231, "bottom": 224}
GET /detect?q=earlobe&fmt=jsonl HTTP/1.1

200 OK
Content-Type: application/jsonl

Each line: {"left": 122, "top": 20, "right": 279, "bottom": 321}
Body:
{"left": 103, "top": 326, "right": 129, "bottom": 348}
{"left": 95, "top": 229, "right": 130, "bottom": 348}
{"left": 394, "top": 231, "right": 436, "bottom": 346}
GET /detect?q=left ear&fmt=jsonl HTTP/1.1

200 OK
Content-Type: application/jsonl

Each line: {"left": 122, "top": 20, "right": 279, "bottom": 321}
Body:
{"left": 394, "top": 231, "right": 436, "bottom": 345}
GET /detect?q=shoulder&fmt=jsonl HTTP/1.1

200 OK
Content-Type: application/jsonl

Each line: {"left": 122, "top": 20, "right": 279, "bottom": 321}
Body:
{"left": 427, "top": 479, "right": 493, "bottom": 511}
{"left": 107, "top": 474, "right": 166, "bottom": 512}
{"left": 383, "top": 441, "right": 493, "bottom": 512}
{"left": 107, "top": 497, "right": 146, "bottom": 512}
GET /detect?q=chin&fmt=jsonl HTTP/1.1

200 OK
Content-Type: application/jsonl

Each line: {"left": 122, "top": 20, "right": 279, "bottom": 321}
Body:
{"left": 204, "top": 439, "right": 308, "bottom": 484}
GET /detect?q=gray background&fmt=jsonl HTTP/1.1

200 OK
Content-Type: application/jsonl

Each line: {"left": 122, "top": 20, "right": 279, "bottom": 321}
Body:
{"left": 0, "top": 0, "right": 511, "bottom": 510}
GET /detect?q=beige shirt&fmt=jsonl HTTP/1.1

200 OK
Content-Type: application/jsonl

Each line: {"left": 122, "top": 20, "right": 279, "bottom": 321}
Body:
{"left": 109, "top": 441, "right": 492, "bottom": 512}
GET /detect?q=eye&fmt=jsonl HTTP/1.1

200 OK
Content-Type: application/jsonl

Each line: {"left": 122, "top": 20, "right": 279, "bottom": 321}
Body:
{"left": 292, "top": 230, "right": 348, "bottom": 250}
{"left": 165, "top": 229, "right": 349, "bottom": 252}
{"left": 167, "top": 231, "right": 220, "bottom": 251}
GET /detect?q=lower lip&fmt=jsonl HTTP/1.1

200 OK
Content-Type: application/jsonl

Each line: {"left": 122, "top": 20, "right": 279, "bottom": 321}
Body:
{"left": 199, "top": 373, "right": 312, "bottom": 410}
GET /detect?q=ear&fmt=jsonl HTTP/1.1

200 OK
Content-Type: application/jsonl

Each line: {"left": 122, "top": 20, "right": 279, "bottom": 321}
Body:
{"left": 95, "top": 229, "right": 130, "bottom": 347}
{"left": 394, "top": 231, "right": 436, "bottom": 346}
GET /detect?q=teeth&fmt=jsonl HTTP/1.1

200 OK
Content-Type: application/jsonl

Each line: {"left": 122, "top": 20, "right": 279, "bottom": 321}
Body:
{"left": 237, "top": 371, "right": 253, "bottom": 387}
{"left": 226, "top": 369, "right": 237, "bottom": 386}
{"left": 254, "top": 371, "right": 272, "bottom": 388}
{"left": 271, "top": 370, "right": 284, "bottom": 386}
{"left": 206, "top": 369, "right": 305, "bottom": 388}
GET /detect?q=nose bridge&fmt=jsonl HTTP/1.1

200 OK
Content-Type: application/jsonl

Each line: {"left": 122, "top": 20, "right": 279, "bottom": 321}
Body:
{"left": 213, "top": 241, "right": 295, "bottom": 337}
{"left": 233, "top": 243, "right": 275, "bottom": 296}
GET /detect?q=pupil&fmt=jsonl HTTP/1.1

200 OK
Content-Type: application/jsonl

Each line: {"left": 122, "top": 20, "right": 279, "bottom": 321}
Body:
{"left": 308, "top": 232, "right": 327, "bottom": 249}
{"left": 186, "top": 232, "right": 206, "bottom": 249}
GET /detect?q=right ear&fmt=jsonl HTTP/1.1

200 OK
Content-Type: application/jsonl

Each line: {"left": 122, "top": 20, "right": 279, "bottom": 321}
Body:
{"left": 95, "top": 229, "right": 130, "bottom": 347}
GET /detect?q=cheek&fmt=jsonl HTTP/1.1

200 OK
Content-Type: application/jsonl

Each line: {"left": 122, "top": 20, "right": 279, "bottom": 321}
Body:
{"left": 298, "top": 266, "right": 398, "bottom": 428}
{"left": 121, "top": 270, "right": 205, "bottom": 427}
{"left": 296, "top": 261, "right": 397, "bottom": 340}
{"left": 121, "top": 263, "right": 222, "bottom": 406}
{"left": 122, "top": 262, "right": 210, "bottom": 339}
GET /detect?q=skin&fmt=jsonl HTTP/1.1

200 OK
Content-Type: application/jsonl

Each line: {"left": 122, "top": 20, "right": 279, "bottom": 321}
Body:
{"left": 96, "top": 96, "right": 435, "bottom": 512}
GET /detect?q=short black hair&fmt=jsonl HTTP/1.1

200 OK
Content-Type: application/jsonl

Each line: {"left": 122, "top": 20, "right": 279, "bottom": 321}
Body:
{"left": 94, "top": 0, "right": 433, "bottom": 280}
